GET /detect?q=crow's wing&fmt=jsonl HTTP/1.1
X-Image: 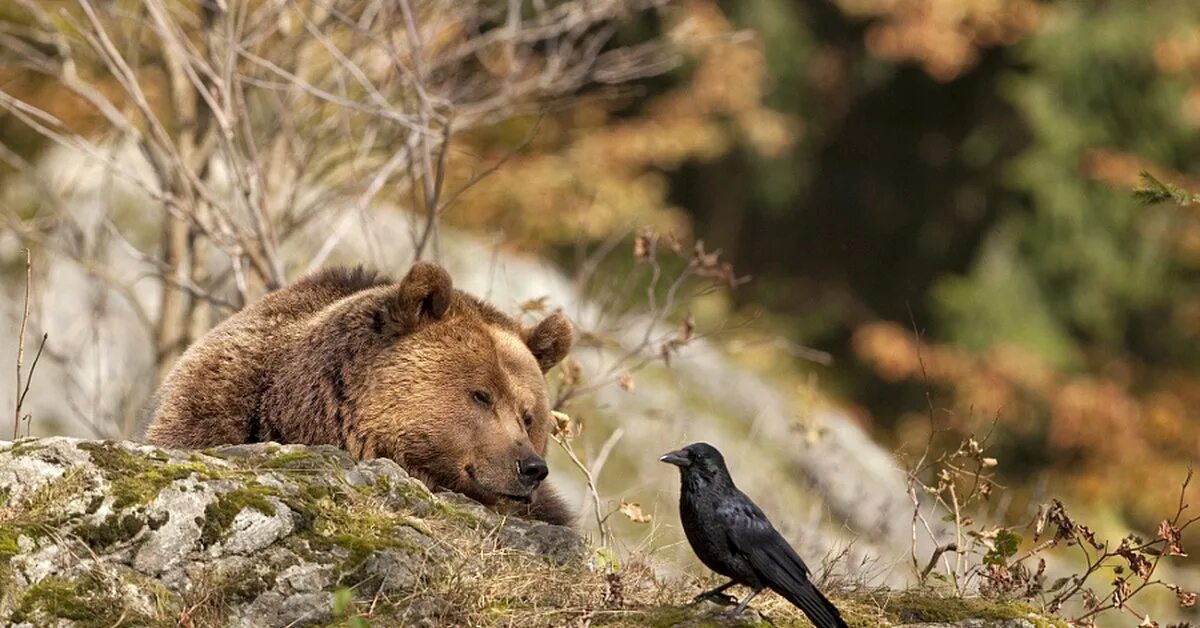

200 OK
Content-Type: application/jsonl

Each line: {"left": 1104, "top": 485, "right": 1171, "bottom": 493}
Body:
{"left": 718, "top": 496, "right": 848, "bottom": 628}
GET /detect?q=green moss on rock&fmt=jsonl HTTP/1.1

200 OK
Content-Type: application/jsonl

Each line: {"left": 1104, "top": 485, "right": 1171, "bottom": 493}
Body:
{"left": 265, "top": 450, "right": 319, "bottom": 469}
{"left": 75, "top": 513, "right": 145, "bottom": 550}
{"left": 879, "top": 592, "right": 1063, "bottom": 627}
{"left": 11, "top": 574, "right": 167, "bottom": 628}
{"left": 328, "top": 532, "right": 401, "bottom": 571}
{"left": 2, "top": 441, "right": 46, "bottom": 457}
{"left": 79, "top": 441, "right": 208, "bottom": 508}
{"left": 13, "top": 577, "right": 102, "bottom": 624}
{"left": 120, "top": 464, "right": 207, "bottom": 508}
{"left": 198, "top": 485, "right": 279, "bottom": 547}
{"left": 286, "top": 489, "right": 405, "bottom": 571}
{"left": 11, "top": 573, "right": 174, "bottom": 628}
{"left": 591, "top": 605, "right": 773, "bottom": 627}
{"left": 433, "top": 499, "right": 484, "bottom": 527}
{"left": 217, "top": 565, "right": 278, "bottom": 605}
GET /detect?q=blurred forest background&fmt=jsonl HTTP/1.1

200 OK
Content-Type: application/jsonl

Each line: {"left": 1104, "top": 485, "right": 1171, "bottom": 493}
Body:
{"left": 1, "top": 0, "right": 1198, "bottom": 624}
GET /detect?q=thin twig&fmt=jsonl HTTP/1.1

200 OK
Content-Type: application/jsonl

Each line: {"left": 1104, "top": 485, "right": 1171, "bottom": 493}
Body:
{"left": 12, "top": 250, "right": 47, "bottom": 440}
{"left": 13, "top": 248, "right": 32, "bottom": 440}
{"left": 553, "top": 432, "right": 610, "bottom": 548}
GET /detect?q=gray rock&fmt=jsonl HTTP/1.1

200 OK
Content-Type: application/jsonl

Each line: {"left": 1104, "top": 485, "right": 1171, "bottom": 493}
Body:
{"left": 496, "top": 518, "right": 588, "bottom": 567}
{"left": 134, "top": 481, "right": 214, "bottom": 575}
{"left": 276, "top": 562, "right": 332, "bottom": 594}
{"left": 217, "top": 498, "right": 294, "bottom": 555}
{"left": 240, "top": 590, "right": 332, "bottom": 627}
{"left": 0, "top": 438, "right": 591, "bottom": 627}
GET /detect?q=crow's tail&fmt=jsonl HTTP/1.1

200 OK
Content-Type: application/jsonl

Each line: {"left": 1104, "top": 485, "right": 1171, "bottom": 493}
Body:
{"left": 772, "top": 579, "right": 847, "bottom": 628}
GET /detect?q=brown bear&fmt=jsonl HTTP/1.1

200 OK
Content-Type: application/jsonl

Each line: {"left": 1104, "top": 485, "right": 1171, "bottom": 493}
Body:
{"left": 144, "top": 262, "right": 574, "bottom": 525}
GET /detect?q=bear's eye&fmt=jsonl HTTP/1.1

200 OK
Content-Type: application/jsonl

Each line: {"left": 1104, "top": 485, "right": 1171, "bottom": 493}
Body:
{"left": 522, "top": 411, "right": 534, "bottom": 429}
{"left": 471, "top": 390, "right": 493, "bottom": 407}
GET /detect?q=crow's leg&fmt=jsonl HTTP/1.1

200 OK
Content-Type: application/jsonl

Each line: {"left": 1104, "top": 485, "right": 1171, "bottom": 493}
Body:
{"left": 688, "top": 580, "right": 738, "bottom": 606}
{"left": 725, "top": 587, "right": 764, "bottom": 616}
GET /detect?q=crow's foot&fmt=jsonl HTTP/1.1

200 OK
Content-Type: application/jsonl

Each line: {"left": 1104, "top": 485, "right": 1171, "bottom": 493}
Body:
{"left": 688, "top": 591, "right": 738, "bottom": 607}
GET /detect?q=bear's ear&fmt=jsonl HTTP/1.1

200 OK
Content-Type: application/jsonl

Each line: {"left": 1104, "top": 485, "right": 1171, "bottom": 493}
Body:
{"left": 523, "top": 311, "right": 574, "bottom": 372}
{"left": 379, "top": 261, "right": 452, "bottom": 334}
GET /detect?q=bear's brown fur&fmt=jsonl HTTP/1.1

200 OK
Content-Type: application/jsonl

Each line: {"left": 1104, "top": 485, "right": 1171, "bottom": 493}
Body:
{"left": 144, "top": 262, "right": 575, "bottom": 525}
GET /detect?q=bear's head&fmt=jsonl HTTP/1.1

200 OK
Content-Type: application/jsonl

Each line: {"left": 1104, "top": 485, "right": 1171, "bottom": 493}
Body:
{"left": 354, "top": 262, "right": 573, "bottom": 512}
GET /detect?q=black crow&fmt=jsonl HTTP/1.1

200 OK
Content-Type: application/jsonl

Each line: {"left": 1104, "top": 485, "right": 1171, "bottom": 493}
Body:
{"left": 661, "top": 442, "right": 848, "bottom": 627}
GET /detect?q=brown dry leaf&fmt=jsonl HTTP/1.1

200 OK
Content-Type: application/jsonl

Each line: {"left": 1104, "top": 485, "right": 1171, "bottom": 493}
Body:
{"left": 618, "top": 373, "right": 635, "bottom": 392}
{"left": 634, "top": 229, "right": 656, "bottom": 263}
{"left": 1120, "top": 547, "right": 1153, "bottom": 579}
{"left": 973, "top": 527, "right": 999, "bottom": 552}
{"left": 678, "top": 315, "right": 695, "bottom": 344}
{"left": 1158, "top": 519, "right": 1187, "bottom": 556}
{"left": 689, "top": 240, "right": 746, "bottom": 286}
{"left": 1113, "top": 577, "right": 1132, "bottom": 608}
{"left": 519, "top": 296, "right": 549, "bottom": 313}
{"left": 551, "top": 410, "right": 577, "bottom": 441}
{"left": 619, "top": 501, "right": 652, "bottom": 524}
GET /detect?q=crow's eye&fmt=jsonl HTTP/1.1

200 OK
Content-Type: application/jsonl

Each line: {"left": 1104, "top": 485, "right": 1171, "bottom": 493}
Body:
{"left": 522, "top": 411, "right": 534, "bottom": 429}
{"left": 471, "top": 390, "right": 493, "bottom": 407}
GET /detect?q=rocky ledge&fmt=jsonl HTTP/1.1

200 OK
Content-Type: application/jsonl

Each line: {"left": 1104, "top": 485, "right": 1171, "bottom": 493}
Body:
{"left": 0, "top": 438, "right": 1063, "bottom": 627}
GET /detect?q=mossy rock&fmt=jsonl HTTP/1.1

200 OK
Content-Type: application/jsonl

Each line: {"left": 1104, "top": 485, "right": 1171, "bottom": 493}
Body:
{"left": 0, "top": 439, "right": 1072, "bottom": 627}
{"left": 11, "top": 573, "right": 168, "bottom": 628}
{"left": 75, "top": 513, "right": 145, "bottom": 550}
{"left": 198, "top": 485, "right": 279, "bottom": 547}
{"left": 873, "top": 592, "right": 1064, "bottom": 628}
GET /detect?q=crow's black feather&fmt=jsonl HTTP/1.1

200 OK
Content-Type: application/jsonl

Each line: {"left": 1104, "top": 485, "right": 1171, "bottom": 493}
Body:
{"left": 662, "top": 442, "right": 848, "bottom": 628}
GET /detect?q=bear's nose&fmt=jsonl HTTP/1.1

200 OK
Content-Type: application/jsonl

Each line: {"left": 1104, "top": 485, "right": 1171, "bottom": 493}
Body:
{"left": 518, "top": 455, "right": 548, "bottom": 485}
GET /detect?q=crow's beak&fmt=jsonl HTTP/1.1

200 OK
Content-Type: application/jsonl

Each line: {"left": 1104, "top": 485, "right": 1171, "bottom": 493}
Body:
{"left": 659, "top": 449, "right": 690, "bottom": 467}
